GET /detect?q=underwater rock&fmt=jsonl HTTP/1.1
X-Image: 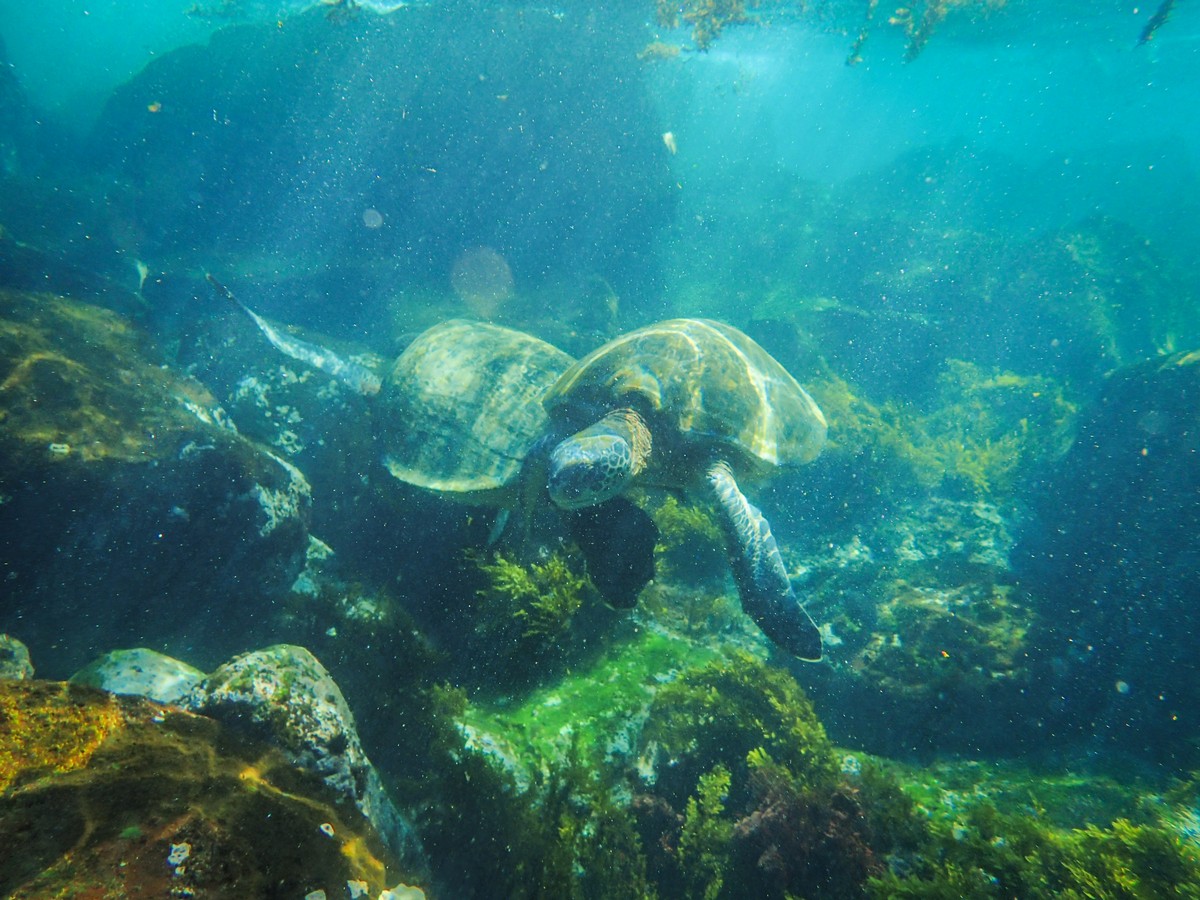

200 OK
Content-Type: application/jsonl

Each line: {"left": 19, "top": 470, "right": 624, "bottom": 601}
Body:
{"left": 800, "top": 497, "right": 1040, "bottom": 758}
{"left": 87, "top": 4, "right": 671, "bottom": 315}
{"left": 70, "top": 648, "right": 204, "bottom": 705}
{"left": 0, "top": 679, "right": 419, "bottom": 898}
{"left": 0, "top": 289, "right": 312, "bottom": 676}
{"left": 185, "top": 644, "right": 427, "bottom": 873}
{"left": 0, "top": 635, "right": 33, "bottom": 681}
{"left": 1016, "top": 348, "right": 1200, "bottom": 764}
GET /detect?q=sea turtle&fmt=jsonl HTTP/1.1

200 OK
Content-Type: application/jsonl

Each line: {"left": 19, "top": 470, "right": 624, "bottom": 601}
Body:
{"left": 214, "top": 278, "right": 824, "bottom": 658}
{"left": 211, "top": 272, "right": 659, "bottom": 606}
{"left": 375, "top": 317, "right": 659, "bottom": 607}
{"left": 376, "top": 318, "right": 574, "bottom": 506}
{"left": 538, "top": 319, "right": 827, "bottom": 661}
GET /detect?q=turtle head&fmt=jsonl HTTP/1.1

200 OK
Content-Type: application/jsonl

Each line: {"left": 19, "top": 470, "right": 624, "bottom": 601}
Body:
{"left": 547, "top": 409, "right": 651, "bottom": 510}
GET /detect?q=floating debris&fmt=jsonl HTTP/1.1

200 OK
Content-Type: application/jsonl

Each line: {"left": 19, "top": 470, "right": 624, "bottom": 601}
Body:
{"left": 1138, "top": 0, "right": 1177, "bottom": 44}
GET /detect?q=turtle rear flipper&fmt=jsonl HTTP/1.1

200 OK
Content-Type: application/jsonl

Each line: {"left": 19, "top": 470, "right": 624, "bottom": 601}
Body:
{"left": 565, "top": 497, "right": 657, "bottom": 610}
{"left": 706, "top": 462, "right": 822, "bottom": 661}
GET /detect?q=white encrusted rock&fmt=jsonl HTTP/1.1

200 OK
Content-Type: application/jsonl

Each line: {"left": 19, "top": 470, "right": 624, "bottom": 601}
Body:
{"left": 70, "top": 648, "right": 204, "bottom": 704}
{"left": 185, "top": 644, "right": 426, "bottom": 875}
{"left": 0, "top": 634, "right": 33, "bottom": 680}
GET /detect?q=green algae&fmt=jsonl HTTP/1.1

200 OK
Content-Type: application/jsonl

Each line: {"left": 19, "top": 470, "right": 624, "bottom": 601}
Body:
{"left": 461, "top": 626, "right": 717, "bottom": 773}
{"left": 858, "top": 755, "right": 1200, "bottom": 899}
{"left": 677, "top": 765, "right": 733, "bottom": 900}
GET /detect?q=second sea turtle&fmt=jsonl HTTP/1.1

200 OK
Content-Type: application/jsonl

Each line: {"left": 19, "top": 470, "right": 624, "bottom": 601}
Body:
{"left": 539, "top": 318, "right": 827, "bottom": 660}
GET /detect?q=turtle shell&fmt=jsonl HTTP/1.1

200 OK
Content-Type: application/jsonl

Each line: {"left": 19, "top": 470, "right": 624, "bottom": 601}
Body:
{"left": 379, "top": 319, "right": 573, "bottom": 502}
{"left": 543, "top": 319, "right": 826, "bottom": 483}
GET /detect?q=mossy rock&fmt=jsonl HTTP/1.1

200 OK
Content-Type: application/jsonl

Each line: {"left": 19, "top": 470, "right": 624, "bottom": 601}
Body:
{"left": 1017, "top": 347, "right": 1200, "bottom": 764}
{"left": 0, "top": 680, "right": 422, "bottom": 898}
{"left": 850, "top": 580, "right": 1031, "bottom": 699}
{"left": 0, "top": 290, "right": 312, "bottom": 675}
{"left": 639, "top": 652, "right": 837, "bottom": 807}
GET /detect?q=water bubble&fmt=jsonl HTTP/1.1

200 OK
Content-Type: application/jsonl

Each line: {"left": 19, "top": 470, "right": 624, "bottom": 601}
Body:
{"left": 450, "top": 246, "right": 514, "bottom": 318}
{"left": 362, "top": 208, "right": 384, "bottom": 229}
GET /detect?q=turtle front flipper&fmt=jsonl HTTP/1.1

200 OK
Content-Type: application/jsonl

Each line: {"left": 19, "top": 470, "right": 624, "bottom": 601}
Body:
{"left": 565, "top": 497, "right": 658, "bottom": 609}
{"left": 706, "top": 462, "right": 822, "bottom": 661}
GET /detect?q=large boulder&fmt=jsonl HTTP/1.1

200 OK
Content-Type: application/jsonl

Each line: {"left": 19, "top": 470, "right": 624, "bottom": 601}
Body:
{"left": 0, "top": 679, "right": 425, "bottom": 897}
{"left": 0, "top": 289, "right": 312, "bottom": 675}
{"left": 185, "top": 644, "right": 426, "bottom": 874}
{"left": 70, "top": 647, "right": 205, "bottom": 705}
{"left": 0, "top": 635, "right": 33, "bottom": 681}
{"left": 85, "top": 5, "right": 672, "bottom": 318}
{"left": 1016, "top": 349, "right": 1200, "bottom": 765}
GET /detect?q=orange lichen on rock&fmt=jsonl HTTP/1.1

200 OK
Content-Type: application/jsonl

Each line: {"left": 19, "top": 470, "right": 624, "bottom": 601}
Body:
{"left": 0, "top": 680, "right": 416, "bottom": 898}
{"left": 0, "top": 681, "right": 123, "bottom": 792}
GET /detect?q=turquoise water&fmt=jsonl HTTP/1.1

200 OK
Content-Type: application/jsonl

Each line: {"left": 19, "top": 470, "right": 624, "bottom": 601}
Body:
{"left": 2, "top": 2, "right": 1199, "bottom": 896}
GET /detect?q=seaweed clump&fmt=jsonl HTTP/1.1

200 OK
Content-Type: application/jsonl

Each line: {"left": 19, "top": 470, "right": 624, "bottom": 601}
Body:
{"left": 868, "top": 800, "right": 1200, "bottom": 898}
{"left": 811, "top": 359, "right": 1075, "bottom": 502}
{"left": 634, "top": 653, "right": 885, "bottom": 898}
{"left": 473, "top": 550, "right": 591, "bottom": 641}
{"left": 656, "top": 0, "right": 752, "bottom": 51}
{"left": 459, "top": 548, "right": 615, "bottom": 689}
{"left": 640, "top": 651, "right": 838, "bottom": 804}
{"left": 883, "top": 360, "right": 1075, "bottom": 498}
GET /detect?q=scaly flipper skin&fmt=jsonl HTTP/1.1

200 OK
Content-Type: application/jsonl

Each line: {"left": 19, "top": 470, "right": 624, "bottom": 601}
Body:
{"left": 706, "top": 462, "right": 822, "bottom": 661}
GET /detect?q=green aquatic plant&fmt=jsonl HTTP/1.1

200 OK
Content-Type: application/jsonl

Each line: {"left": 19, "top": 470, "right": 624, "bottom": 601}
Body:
{"left": 869, "top": 359, "right": 1076, "bottom": 499}
{"left": 869, "top": 807, "right": 1200, "bottom": 898}
{"left": 807, "top": 370, "right": 889, "bottom": 460}
{"left": 641, "top": 651, "right": 837, "bottom": 807}
{"left": 677, "top": 765, "right": 734, "bottom": 900}
{"left": 472, "top": 549, "right": 592, "bottom": 641}
{"left": 544, "top": 742, "right": 658, "bottom": 900}
{"left": 865, "top": 766, "right": 1200, "bottom": 899}
{"left": 575, "top": 797, "right": 659, "bottom": 900}
{"left": 650, "top": 494, "right": 726, "bottom": 585}
{"left": 418, "top": 731, "right": 655, "bottom": 898}
{"left": 1063, "top": 818, "right": 1200, "bottom": 899}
